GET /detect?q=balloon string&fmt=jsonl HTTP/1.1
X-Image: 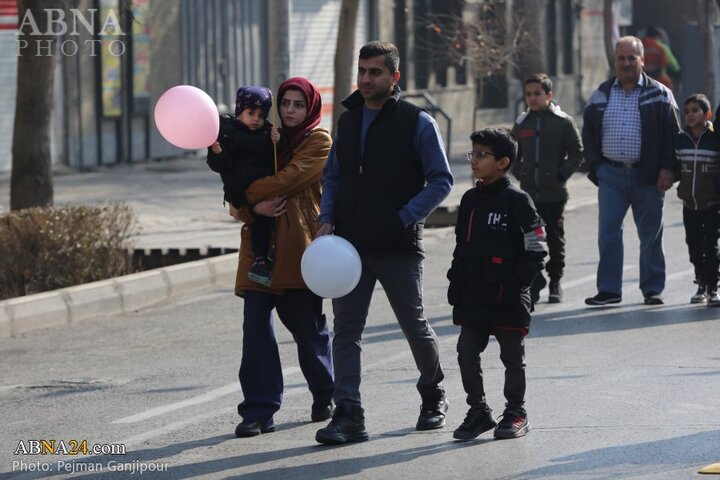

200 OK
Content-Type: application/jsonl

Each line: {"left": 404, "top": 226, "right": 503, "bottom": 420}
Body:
{"left": 271, "top": 100, "right": 278, "bottom": 174}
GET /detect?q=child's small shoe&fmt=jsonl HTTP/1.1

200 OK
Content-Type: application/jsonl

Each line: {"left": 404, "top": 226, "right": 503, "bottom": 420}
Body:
{"left": 691, "top": 285, "right": 706, "bottom": 304}
{"left": 494, "top": 409, "right": 530, "bottom": 439}
{"left": 453, "top": 405, "right": 497, "bottom": 441}
{"left": 707, "top": 291, "right": 720, "bottom": 307}
{"left": 248, "top": 258, "right": 273, "bottom": 287}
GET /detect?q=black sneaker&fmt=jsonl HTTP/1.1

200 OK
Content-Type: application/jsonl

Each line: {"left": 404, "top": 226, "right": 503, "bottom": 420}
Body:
{"left": 585, "top": 291, "right": 622, "bottom": 306}
{"left": 548, "top": 281, "right": 562, "bottom": 303}
{"left": 453, "top": 405, "right": 497, "bottom": 441}
{"left": 493, "top": 410, "right": 530, "bottom": 439}
{"left": 691, "top": 285, "right": 707, "bottom": 304}
{"left": 530, "top": 274, "right": 547, "bottom": 304}
{"left": 416, "top": 397, "right": 449, "bottom": 430}
{"left": 311, "top": 403, "right": 334, "bottom": 422}
{"left": 708, "top": 291, "right": 720, "bottom": 307}
{"left": 643, "top": 292, "right": 663, "bottom": 305}
{"left": 315, "top": 404, "right": 369, "bottom": 445}
{"left": 234, "top": 418, "right": 276, "bottom": 437}
{"left": 247, "top": 258, "right": 272, "bottom": 286}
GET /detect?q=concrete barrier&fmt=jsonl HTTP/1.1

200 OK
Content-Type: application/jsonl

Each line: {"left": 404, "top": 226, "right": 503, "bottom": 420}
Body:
{"left": 63, "top": 279, "right": 123, "bottom": 324}
{"left": 0, "top": 253, "right": 238, "bottom": 338}
{"left": 426, "top": 206, "right": 458, "bottom": 228}
{"left": 0, "top": 305, "right": 11, "bottom": 339}
{"left": 6, "top": 292, "right": 70, "bottom": 336}
{"left": 208, "top": 255, "right": 238, "bottom": 286}
{"left": 116, "top": 270, "right": 171, "bottom": 313}
{"left": 161, "top": 262, "right": 213, "bottom": 297}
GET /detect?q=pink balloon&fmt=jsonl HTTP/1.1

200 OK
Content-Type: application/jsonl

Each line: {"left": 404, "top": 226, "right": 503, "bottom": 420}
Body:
{"left": 154, "top": 85, "right": 219, "bottom": 149}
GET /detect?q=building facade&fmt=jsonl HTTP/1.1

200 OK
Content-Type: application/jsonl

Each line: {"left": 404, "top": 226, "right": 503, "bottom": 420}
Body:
{"left": 7, "top": 0, "right": 716, "bottom": 174}
{"left": 0, "top": 0, "right": 371, "bottom": 173}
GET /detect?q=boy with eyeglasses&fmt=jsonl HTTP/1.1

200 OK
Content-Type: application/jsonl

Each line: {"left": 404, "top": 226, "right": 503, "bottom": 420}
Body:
{"left": 448, "top": 128, "right": 547, "bottom": 440}
{"left": 511, "top": 73, "right": 583, "bottom": 304}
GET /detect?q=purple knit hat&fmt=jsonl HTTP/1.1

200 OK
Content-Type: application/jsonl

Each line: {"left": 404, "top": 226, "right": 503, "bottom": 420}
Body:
{"left": 235, "top": 86, "right": 273, "bottom": 118}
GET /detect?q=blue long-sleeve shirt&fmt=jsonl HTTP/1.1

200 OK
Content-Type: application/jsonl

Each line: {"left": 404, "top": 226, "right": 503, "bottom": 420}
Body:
{"left": 320, "top": 108, "right": 453, "bottom": 226}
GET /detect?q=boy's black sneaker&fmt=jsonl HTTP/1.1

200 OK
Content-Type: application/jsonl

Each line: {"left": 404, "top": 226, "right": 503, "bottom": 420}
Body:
{"left": 643, "top": 292, "right": 664, "bottom": 305}
{"left": 585, "top": 291, "right": 622, "bottom": 305}
{"left": 311, "top": 403, "right": 334, "bottom": 422}
{"left": 453, "top": 405, "right": 497, "bottom": 441}
{"left": 234, "top": 418, "right": 276, "bottom": 437}
{"left": 416, "top": 397, "right": 449, "bottom": 430}
{"left": 315, "top": 404, "right": 369, "bottom": 445}
{"left": 530, "top": 274, "right": 547, "bottom": 304}
{"left": 691, "top": 285, "right": 707, "bottom": 304}
{"left": 247, "top": 258, "right": 272, "bottom": 286}
{"left": 548, "top": 281, "right": 562, "bottom": 303}
{"left": 708, "top": 291, "right": 720, "bottom": 307}
{"left": 493, "top": 410, "right": 530, "bottom": 439}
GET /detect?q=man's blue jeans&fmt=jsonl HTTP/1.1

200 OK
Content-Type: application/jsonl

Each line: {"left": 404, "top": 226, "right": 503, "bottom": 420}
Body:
{"left": 596, "top": 162, "right": 666, "bottom": 296}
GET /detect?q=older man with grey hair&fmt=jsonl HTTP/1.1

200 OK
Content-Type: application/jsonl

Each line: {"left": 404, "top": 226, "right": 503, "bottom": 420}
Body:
{"left": 582, "top": 36, "right": 680, "bottom": 306}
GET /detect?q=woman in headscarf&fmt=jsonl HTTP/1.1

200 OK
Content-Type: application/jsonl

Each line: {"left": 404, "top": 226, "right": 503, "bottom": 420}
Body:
{"left": 230, "top": 77, "right": 334, "bottom": 437}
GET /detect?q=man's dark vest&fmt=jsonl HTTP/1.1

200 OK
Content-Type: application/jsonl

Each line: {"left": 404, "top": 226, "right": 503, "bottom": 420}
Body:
{"left": 333, "top": 88, "right": 425, "bottom": 252}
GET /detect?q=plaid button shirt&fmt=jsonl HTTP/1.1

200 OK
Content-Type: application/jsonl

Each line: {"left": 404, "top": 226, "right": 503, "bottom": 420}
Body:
{"left": 601, "top": 77, "right": 643, "bottom": 164}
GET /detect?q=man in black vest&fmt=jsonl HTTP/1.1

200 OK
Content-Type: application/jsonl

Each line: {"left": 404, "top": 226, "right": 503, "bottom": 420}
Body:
{"left": 314, "top": 41, "right": 453, "bottom": 445}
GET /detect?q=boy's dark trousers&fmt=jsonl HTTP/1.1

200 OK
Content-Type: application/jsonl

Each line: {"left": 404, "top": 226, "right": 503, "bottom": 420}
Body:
{"left": 536, "top": 200, "right": 566, "bottom": 283}
{"left": 456, "top": 324, "right": 526, "bottom": 411}
{"left": 683, "top": 206, "right": 720, "bottom": 291}
{"left": 250, "top": 214, "right": 274, "bottom": 259}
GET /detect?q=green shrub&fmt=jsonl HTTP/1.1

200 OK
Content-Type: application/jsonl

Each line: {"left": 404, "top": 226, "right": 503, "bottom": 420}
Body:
{"left": 0, "top": 204, "right": 137, "bottom": 300}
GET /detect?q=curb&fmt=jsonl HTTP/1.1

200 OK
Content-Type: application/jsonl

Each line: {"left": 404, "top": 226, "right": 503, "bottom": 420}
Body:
{"left": 0, "top": 253, "right": 238, "bottom": 339}
{"left": 426, "top": 205, "right": 458, "bottom": 228}
{"left": 0, "top": 209, "right": 458, "bottom": 340}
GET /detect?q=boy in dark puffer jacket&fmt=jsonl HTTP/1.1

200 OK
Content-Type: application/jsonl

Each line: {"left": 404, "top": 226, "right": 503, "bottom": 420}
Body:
{"left": 207, "top": 86, "right": 279, "bottom": 286}
{"left": 448, "top": 128, "right": 547, "bottom": 441}
{"left": 675, "top": 94, "right": 720, "bottom": 306}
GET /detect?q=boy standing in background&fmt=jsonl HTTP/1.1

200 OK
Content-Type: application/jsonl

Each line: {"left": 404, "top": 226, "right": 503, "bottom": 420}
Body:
{"left": 511, "top": 74, "right": 583, "bottom": 303}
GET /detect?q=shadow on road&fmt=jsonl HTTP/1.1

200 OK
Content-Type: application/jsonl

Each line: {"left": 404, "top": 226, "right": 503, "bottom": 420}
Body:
{"left": 531, "top": 303, "right": 720, "bottom": 338}
{"left": 509, "top": 429, "right": 720, "bottom": 479}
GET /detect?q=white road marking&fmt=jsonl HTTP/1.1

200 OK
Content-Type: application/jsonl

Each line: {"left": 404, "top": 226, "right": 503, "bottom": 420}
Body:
{"left": 561, "top": 265, "right": 635, "bottom": 289}
{"left": 105, "top": 263, "right": 697, "bottom": 450}
{"left": 112, "top": 366, "right": 301, "bottom": 424}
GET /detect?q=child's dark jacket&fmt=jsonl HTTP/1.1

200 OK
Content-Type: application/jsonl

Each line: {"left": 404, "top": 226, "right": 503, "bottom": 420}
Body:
{"left": 447, "top": 175, "right": 547, "bottom": 332}
{"left": 510, "top": 103, "right": 584, "bottom": 204}
{"left": 674, "top": 122, "right": 720, "bottom": 211}
{"left": 206, "top": 115, "right": 274, "bottom": 207}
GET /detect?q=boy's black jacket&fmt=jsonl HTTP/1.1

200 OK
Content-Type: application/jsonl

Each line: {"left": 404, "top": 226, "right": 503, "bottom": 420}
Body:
{"left": 674, "top": 123, "right": 720, "bottom": 211}
{"left": 447, "top": 175, "right": 547, "bottom": 331}
{"left": 206, "top": 114, "right": 274, "bottom": 207}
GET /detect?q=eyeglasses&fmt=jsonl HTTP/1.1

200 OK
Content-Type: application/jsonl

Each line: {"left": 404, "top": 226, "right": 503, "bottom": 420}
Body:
{"left": 466, "top": 151, "right": 496, "bottom": 162}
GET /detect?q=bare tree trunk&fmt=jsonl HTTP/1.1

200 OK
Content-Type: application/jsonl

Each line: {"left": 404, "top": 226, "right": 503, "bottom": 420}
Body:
{"left": 697, "top": 0, "right": 717, "bottom": 105}
{"left": 514, "top": 0, "right": 545, "bottom": 80}
{"left": 268, "top": 0, "right": 290, "bottom": 96}
{"left": 603, "top": 0, "right": 615, "bottom": 70}
{"left": 332, "top": 0, "right": 360, "bottom": 136}
{"left": 11, "top": 0, "right": 62, "bottom": 210}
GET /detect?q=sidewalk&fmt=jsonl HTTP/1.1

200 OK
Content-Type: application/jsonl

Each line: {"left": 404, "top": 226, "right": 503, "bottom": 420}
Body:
{"left": 0, "top": 156, "right": 241, "bottom": 251}
{"left": 0, "top": 151, "right": 594, "bottom": 248}
{"left": 0, "top": 155, "right": 595, "bottom": 338}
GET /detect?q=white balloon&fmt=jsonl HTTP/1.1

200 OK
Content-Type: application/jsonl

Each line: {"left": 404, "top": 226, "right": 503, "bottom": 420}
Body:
{"left": 301, "top": 236, "right": 362, "bottom": 299}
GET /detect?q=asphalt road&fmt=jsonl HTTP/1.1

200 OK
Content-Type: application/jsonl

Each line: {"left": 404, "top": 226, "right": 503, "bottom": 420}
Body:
{"left": 1, "top": 183, "right": 719, "bottom": 480}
